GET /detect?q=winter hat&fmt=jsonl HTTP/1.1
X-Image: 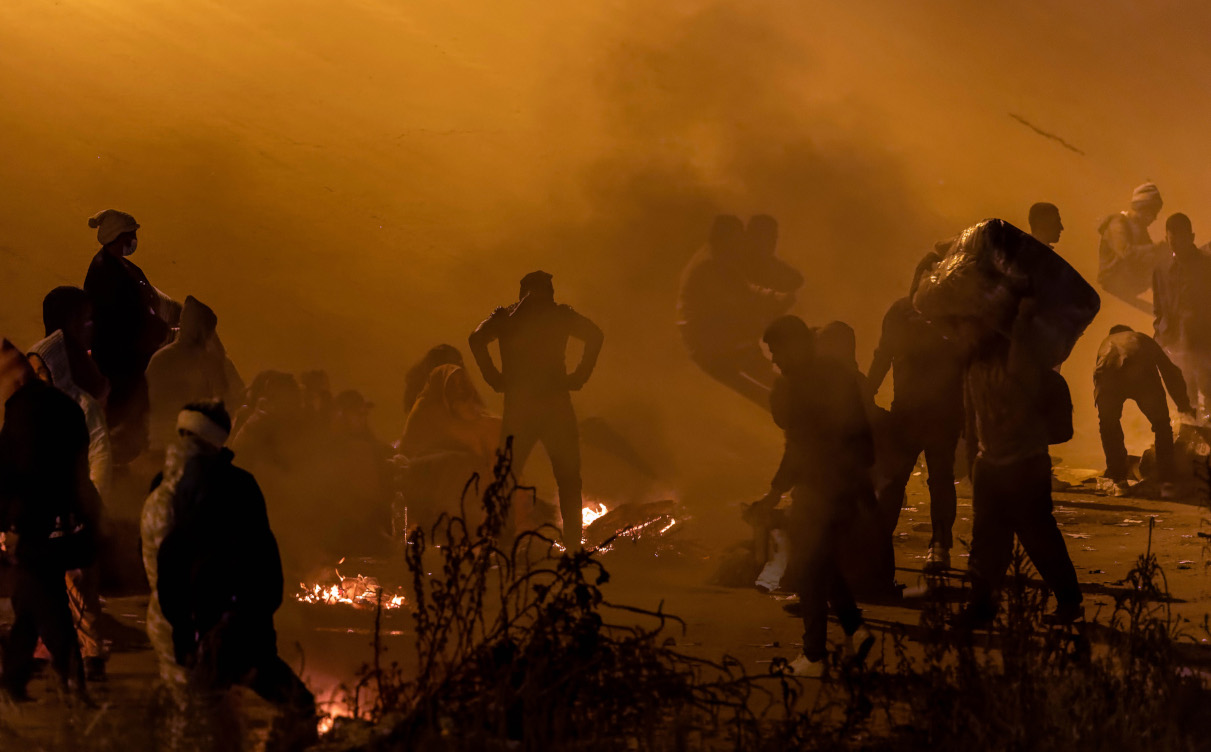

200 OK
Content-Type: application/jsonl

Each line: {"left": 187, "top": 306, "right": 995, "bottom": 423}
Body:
{"left": 88, "top": 209, "right": 140, "bottom": 246}
{"left": 176, "top": 402, "right": 231, "bottom": 448}
{"left": 1130, "top": 183, "right": 1162, "bottom": 208}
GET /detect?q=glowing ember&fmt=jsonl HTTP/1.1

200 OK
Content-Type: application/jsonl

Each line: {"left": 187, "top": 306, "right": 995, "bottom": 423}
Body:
{"left": 296, "top": 569, "right": 406, "bottom": 610}
{"left": 582, "top": 501, "right": 609, "bottom": 528}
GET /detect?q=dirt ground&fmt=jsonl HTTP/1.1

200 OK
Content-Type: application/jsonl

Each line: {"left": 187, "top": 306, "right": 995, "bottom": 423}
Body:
{"left": 2, "top": 467, "right": 1209, "bottom": 749}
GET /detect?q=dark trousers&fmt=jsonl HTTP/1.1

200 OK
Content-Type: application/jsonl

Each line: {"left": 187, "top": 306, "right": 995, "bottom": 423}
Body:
{"left": 1095, "top": 374, "right": 1173, "bottom": 482}
{"left": 969, "top": 455, "right": 1082, "bottom": 610}
{"left": 2, "top": 566, "right": 84, "bottom": 692}
{"left": 875, "top": 411, "right": 960, "bottom": 548}
{"left": 788, "top": 489, "right": 863, "bottom": 661}
{"left": 504, "top": 393, "right": 583, "bottom": 543}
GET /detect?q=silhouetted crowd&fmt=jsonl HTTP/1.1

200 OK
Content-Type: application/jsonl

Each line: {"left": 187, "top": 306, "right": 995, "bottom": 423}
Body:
{"left": 679, "top": 186, "right": 1211, "bottom": 675}
{"left": 1, "top": 181, "right": 1209, "bottom": 737}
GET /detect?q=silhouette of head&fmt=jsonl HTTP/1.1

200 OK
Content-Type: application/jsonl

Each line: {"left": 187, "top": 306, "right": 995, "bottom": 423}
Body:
{"left": 746, "top": 215, "right": 779, "bottom": 258}
{"left": 708, "top": 215, "right": 745, "bottom": 260}
{"left": 519, "top": 271, "right": 555, "bottom": 302}
{"left": 178, "top": 296, "right": 218, "bottom": 345}
{"left": 910, "top": 252, "right": 942, "bottom": 299}
{"left": 1165, "top": 212, "right": 1195, "bottom": 253}
{"left": 1109, "top": 324, "right": 1133, "bottom": 336}
{"left": 816, "top": 321, "right": 858, "bottom": 369}
{"left": 763, "top": 315, "right": 814, "bottom": 374}
{"left": 1130, "top": 183, "right": 1163, "bottom": 226}
{"left": 1028, "top": 202, "right": 1063, "bottom": 245}
{"left": 42, "top": 286, "right": 93, "bottom": 346}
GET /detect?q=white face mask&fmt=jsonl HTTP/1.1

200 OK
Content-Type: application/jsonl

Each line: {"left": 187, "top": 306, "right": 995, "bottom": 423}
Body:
{"left": 123, "top": 237, "right": 138, "bottom": 257}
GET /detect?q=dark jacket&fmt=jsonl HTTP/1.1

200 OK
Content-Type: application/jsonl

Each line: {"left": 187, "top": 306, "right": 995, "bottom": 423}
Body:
{"left": 83, "top": 250, "right": 169, "bottom": 384}
{"left": 155, "top": 449, "right": 283, "bottom": 682}
{"left": 0, "top": 380, "right": 99, "bottom": 570}
{"left": 1095, "top": 330, "right": 1192, "bottom": 412}
{"left": 769, "top": 358, "right": 874, "bottom": 499}
{"left": 868, "top": 297, "right": 965, "bottom": 424}
{"left": 1153, "top": 247, "right": 1211, "bottom": 353}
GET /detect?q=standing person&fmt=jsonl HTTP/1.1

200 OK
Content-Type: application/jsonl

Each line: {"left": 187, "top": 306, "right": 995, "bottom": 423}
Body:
{"left": 958, "top": 300, "right": 1084, "bottom": 627}
{"left": 752, "top": 317, "right": 874, "bottom": 677}
{"left": 1028, "top": 202, "right": 1064, "bottom": 249}
{"left": 83, "top": 209, "right": 173, "bottom": 463}
{"left": 1153, "top": 213, "right": 1211, "bottom": 414}
{"left": 1097, "top": 183, "right": 1164, "bottom": 311}
{"left": 0, "top": 339, "right": 98, "bottom": 701}
{"left": 27, "top": 331, "right": 113, "bottom": 680}
{"left": 154, "top": 400, "right": 317, "bottom": 750}
{"left": 146, "top": 296, "right": 243, "bottom": 454}
{"left": 1094, "top": 325, "right": 1193, "bottom": 498}
{"left": 678, "top": 215, "right": 792, "bottom": 406}
{"left": 868, "top": 293, "right": 965, "bottom": 571}
{"left": 468, "top": 271, "right": 603, "bottom": 547}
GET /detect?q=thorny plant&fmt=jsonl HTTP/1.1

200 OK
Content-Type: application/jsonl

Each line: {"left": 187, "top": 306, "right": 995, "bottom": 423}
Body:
{"left": 325, "top": 443, "right": 1211, "bottom": 752}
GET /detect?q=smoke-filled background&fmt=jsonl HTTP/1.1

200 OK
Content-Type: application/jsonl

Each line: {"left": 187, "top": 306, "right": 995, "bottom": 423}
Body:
{"left": 4, "top": 0, "right": 1211, "bottom": 508}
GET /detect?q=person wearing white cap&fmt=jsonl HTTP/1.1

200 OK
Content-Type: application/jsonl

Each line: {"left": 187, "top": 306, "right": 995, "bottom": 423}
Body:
{"left": 82, "top": 209, "right": 173, "bottom": 463}
{"left": 1097, "top": 182, "right": 1165, "bottom": 311}
{"left": 144, "top": 399, "right": 316, "bottom": 748}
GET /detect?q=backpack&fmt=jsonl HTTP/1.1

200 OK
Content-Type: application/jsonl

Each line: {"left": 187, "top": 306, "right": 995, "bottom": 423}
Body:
{"left": 1040, "top": 369, "right": 1074, "bottom": 445}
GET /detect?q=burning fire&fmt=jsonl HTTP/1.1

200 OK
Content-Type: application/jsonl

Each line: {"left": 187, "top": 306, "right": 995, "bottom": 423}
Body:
{"left": 296, "top": 561, "right": 406, "bottom": 610}
{"left": 582, "top": 501, "right": 609, "bottom": 528}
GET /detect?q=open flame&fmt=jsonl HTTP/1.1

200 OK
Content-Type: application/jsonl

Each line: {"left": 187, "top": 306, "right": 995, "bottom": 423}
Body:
{"left": 582, "top": 501, "right": 609, "bottom": 528}
{"left": 296, "top": 565, "right": 406, "bottom": 610}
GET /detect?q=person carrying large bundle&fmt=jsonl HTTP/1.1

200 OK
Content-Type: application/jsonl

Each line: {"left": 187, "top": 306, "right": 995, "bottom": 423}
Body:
{"left": 915, "top": 219, "right": 1099, "bottom": 627}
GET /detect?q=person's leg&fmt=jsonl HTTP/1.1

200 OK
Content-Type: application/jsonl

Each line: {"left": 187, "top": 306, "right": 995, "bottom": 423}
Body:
{"left": 66, "top": 567, "right": 106, "bottom": 675}
{"left": 248, "top": 651, "right": 319, "bottom": 751}
{"left": 501, "top": 401, "right": 543, "bottom": 531}
{"left": 922, "top": 421, "right": 960, "bottom": 550}
{"left": 967, "top": 460, "right": 1016, "bottom": 614}
{"left": 1095, "top": 382, "right": 1129, "bottom": 481}
{"left": 542, "top": 397, "right": 584, "bottom": 547}
{"left": 873, "top": 414, "right": 922, "bottom": 535}
{"left": 1011, "top": 456, "right": 1083, "bottom": 610}
{"left": 1, "top": 569, "right": 43, "bottom": 695}
{"left": 789, "top": 501, "right": 832, "bottom": 662}
{"left": 1134, "top": 378, "right": 1175, "bottom": 483}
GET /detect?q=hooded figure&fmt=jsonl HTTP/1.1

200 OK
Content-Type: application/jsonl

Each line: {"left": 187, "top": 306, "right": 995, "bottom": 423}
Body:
{"left": 395, "top": 365, "right": 503, "bottom": 530}
{"left": 402, "top": 345, "right": 465, "bottom": 416}
{"left": 83, "top": 209, "right": 172, "bottom": 462}
{"left": 0, "top": 339, "right": 98, "bottom": 700}
{"left": 146, "top": 296, "right": 244, "bottom": 453}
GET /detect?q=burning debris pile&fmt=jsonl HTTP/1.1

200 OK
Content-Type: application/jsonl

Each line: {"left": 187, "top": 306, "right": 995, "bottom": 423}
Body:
{"left": 296, "top": 558, "right": 406, "bottom": 610}
{"left": 581, "top": 498, "right": 685, "bottom": 552}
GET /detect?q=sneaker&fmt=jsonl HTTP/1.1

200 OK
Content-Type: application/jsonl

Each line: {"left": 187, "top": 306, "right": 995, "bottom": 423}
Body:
{"left": 1111, "top": 481, "right": 1132, "bottom": 498}
{"left": 924, "top": 545, "right": 950, "bottom": 572}
{"left": 843, "top": 626, "right": 876, "bottom": 663}
{"left": 787, "top": 654, "right": 826, "bottom": 678}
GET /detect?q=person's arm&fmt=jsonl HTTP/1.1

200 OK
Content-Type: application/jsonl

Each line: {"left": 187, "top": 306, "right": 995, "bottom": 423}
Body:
{"left": 468, "top": 311, "right": 505, "bottom": 393}
{"left": 867, "top": 303, "right": 900, "bottom": 395}
{"left": 1149, "top": 338, "right": 1194, "bottom": 414}
{"left": 756, "top": 380, "right": 795, "bottom": 508}
{"left": 566, "top": 309, "right": 604, "bottom": 390}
